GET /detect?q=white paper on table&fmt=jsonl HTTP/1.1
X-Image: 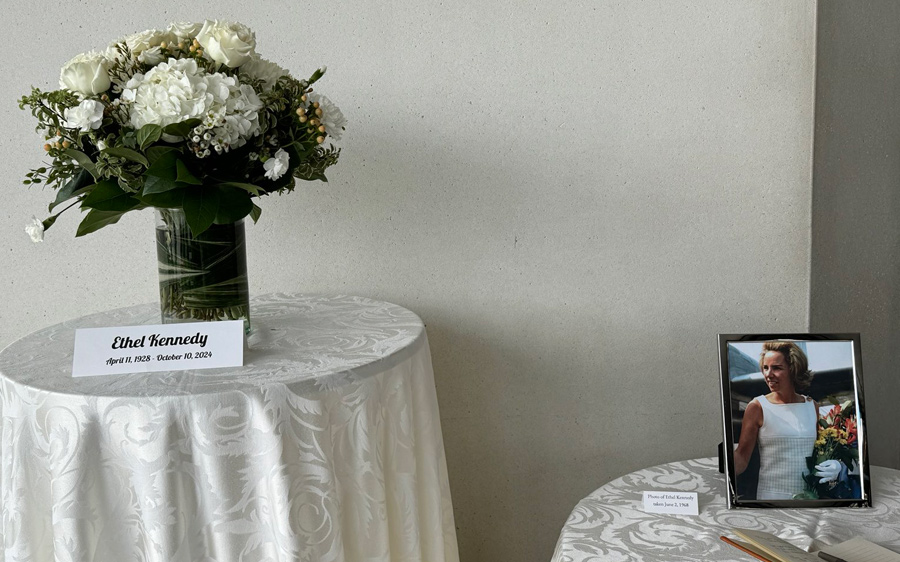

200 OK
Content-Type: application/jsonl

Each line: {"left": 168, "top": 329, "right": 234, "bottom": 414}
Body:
{"left": 642, "top": 491, "right": 699, "bottom": 516}
{"left": 821, "top": 536, "right": 900, "bottom": 562}
{"left": 72, "top": 320, "right": 244, "bottom": 377}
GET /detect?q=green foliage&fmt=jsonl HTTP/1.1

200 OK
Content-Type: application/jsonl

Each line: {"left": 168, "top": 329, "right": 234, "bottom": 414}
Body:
{"left": 75, "top": 209, "right": 132, "bottom": 237}
{"left": 294, "top": 146, "right": 341, "bottom": 184}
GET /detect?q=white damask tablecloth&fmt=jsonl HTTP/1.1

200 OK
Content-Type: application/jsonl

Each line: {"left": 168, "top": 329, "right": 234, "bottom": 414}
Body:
{"left": 552, "top": 457, "right": 900, "bottom": 562}
{"left": 0, "top": 294, "right": 459, "bottom": 562}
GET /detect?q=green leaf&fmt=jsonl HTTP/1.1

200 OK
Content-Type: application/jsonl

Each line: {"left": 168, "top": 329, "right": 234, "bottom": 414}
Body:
{"left": 136, "top": 124, "right": 163, "bottom": 149}
{"left": 103, "top": 146, "right": 149, "bottom": 167}
{"left": 300, "top": 173, "right": 328, "bottom": 183}
{"left": 175, "top": 159, "right": 202, "bottom": 185}
{"left": 145, "top": 152, "right": 178, "bottom": 179}
{"left": 290, "top": 140, "right": 314, "bottom": 160}
{"left": 80, "top": 179, "right": 142, "bottom": 212}
{"left": 214, "top": 186, "right": 254, "bottom": 224}
{"left": 250, "top": 203, "right": 262, "bottom": 223}
{"left": 143, "top": 174, "right": 180, "bottom": 195}
{"left": 162, "top": 118, "right": 201, "bottom": 138}
{"left": 220, "top": 181, "right": 263, "bottom": 196}
{"left": 182, "top": 187, "right": 220, "bottom": 236}
{"left": 63, "top": 148, "right": 98, "bottom": 179}
{"left": 146, "top": 145, "right": 178, "bottom": 164}
{"left": 142, "top": 152, "right": 180, "bottom": 194}
{"left": 75, "top": 209, "right": 129, "bottom": 237}
{"left": 139, "top": 187, "right": 186, "bottom": 208}
{"left": 49, "top": 168, "right": 93, "bottom": 212}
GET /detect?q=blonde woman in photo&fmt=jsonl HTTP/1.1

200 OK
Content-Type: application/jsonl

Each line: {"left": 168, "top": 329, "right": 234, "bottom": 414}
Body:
{"left": 733, "top": 341, "right": 827, "bottom": 500}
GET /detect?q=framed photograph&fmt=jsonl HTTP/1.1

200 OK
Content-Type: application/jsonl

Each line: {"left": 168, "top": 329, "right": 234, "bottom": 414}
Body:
{"left": 718, "top": 333, "right": 871, "bottom": 508}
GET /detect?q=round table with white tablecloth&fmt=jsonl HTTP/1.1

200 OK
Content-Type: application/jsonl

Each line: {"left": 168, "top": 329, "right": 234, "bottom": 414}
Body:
{"left": 0, "top": 293, "right": 459, "bottom": 562}
{"left": 551, "top": 457, "right": 900, "bottom": 562}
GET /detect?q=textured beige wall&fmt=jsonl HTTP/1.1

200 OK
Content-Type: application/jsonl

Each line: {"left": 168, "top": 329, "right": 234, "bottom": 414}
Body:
{"left": 811, "top": 1, "right": 900, "bottom": 470}
{"left": 0, "top": 2, "right": 816, "bottom": 561}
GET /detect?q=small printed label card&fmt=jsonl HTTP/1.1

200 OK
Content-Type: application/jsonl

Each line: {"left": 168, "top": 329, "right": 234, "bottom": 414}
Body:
{"left": 72, "top": 320, "right": 244, "bottom": 377}
{"left": 642, "top": 491, "right": 699, "bottom": 516}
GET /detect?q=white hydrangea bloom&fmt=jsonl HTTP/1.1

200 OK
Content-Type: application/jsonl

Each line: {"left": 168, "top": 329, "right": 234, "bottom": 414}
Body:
{"left": 263, "top": 148, "right": 290, "bottom": 180}
{"left": 221, "top": 84, "right": 263, "bottom": 146}
{"left": 308, "top": 93, "right": 346, "bottom": 140}
{"left": 64, "top": 99, "right": 105, "bottom": 132}
{"left": 197, "top": 82, "right": 263, "bottom": 155}
{"left": 121, "top": 58, "right": 210, "bottom": 130}
{"left": 240, "top": 56, "right": 288, "bottom": 90}
{"left": 122, "top": 57, "right": 263, "bottom": 155}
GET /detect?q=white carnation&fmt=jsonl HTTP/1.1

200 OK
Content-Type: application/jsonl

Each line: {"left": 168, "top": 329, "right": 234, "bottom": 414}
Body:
{"left": 59, "top": 51, "right": 111, "bottom": 95}
{"left": 263, "top": 148, "right": 290, "bottom": 180}
{"left": 196, "top": 20, "right": 255, "bottom": 68}
{"left": 25, "top": 216, "right": 44, "bottom": 243}
{"left": 308, "top": 93, "right": 346, "bottom": 140}
{"left": 240, "top": 56, "right": 288, "bottom": 90}
{"left": 64, "top": 99, "right": 105, "bottom": 132}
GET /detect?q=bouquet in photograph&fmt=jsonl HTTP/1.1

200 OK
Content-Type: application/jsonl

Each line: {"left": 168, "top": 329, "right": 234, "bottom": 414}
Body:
{"left": 20, "top": 20, "right": 345, "bottom": 241}
{"left": 800, "top": 399, "right": 860, "bottom": 499}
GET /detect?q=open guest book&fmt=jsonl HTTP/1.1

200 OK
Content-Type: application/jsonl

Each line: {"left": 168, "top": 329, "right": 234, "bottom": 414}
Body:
{"left": 721, "top": 529, "right": 900, "bottom": 562}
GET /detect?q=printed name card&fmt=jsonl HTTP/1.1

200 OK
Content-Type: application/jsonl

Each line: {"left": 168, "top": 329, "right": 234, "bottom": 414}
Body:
{"left": 642, "top": 491, "right": 699, "bottom": 516}
{"left": 72, "top": 320, "right": 244, "bottom": 377}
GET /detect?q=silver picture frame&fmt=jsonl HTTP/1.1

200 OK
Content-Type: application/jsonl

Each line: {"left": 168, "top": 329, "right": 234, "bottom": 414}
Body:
{"left": 718, "top": 333, "right": 871, "bottom": 508}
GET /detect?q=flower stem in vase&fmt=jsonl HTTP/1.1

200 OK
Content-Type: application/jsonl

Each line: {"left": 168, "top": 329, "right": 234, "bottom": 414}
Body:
{"left": 155, "top": 208, "right": 250, "bottom": 333}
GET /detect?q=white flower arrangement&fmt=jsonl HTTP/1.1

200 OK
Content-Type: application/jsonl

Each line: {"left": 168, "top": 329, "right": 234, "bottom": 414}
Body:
{"left": 21, "top": 20, "right": 344, "bottom": 239}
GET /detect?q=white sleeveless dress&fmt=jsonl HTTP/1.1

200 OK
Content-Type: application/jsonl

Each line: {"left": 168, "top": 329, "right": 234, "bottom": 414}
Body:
{"left": 753, "top": 394, "right": 817, "bottom": 500}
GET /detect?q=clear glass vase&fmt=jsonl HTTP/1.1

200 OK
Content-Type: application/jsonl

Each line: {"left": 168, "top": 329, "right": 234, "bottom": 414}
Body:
{"left": 155, "top": 209, "right": 250, "bottom": 333}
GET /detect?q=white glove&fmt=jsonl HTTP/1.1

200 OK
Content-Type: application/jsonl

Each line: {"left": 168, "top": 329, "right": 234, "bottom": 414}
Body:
{"left": 814, "top": 460, "right": 843, "bottom": 483}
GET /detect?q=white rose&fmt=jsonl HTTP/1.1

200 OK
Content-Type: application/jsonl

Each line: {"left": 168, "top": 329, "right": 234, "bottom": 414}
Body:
{"left": 101, "top": 42, "right": 124, "bottom": 65}
{"left": 64, "top": 99, "right": 105, "bottom": 132}
{"left": 137, "top": 46, "right": 166, "bottom": 66}
{"left": 263, "top": 149, "right": 290, "bottom": 180}
{"left": 166, "top": 21, "right": 203, "bottom": 41}
{"left": 307, "top": 93, "right": 347, "bottom": 140}
{"left": 196, "top": 20, "right": 255, "bottom": 68}
{"left": 123, "top": 29, "right": 173, "bottom": 54}
{"left": 59, "top": 51, "right": 111, "bottom": 95}
{"left": 240, "top": 56, "right": 288, "bottom": 90}
{"left": 25, "top": 216, "right": 44, "bottom": 243}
